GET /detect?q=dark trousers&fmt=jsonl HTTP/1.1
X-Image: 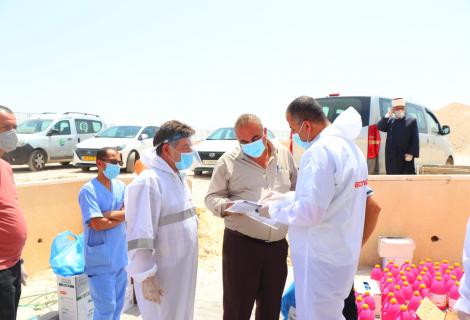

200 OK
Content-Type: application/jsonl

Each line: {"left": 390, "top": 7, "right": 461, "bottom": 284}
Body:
{"left": 223, "top": 228, "right": 288, "bottom": 320}
{"left": 343, "top": 286, "right": 358, "bottom": 320}
{"left": 0, "top": 260, "right": 22, "bottom": 320}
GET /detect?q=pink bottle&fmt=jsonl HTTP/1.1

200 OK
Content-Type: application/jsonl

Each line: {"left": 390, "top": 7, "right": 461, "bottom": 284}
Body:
{"left": 440, "top": 259, "right": 450, "bottom": 273}
{"left": 391, "top": 264, "right": 401, "bottom": 278}
{"left": 443, "top": 269, "right": 452, "bottom": 283}
{"left": 412, "top": 276, "right": 424, "bottom": 291}
{"left": 382, "top": 278, "right": 395, "bottom": 295}
{"left": 425, "top": 258, "right": 434, "bottom": 271}
{"left": 419, "top": 283, "right": 430, "bottom": 298}
{"left": 411, "top": 263, "right": 420, "bottom": 277}
{"left": 405, "top": 267, "right": 416, "bottom": 283}
{"left": 408, "top": 291, "right": 423, "bottom": 313}
{"left": 358, "top": 304, "right": 374, "bottom": 320}
{"left": 397, "top": 305, "right": 415, "bottom": 320}
{"left": 363, "top": 291, "right": 375, "bottom": 311}
{"left": 381, "top": 272, "right": 393, "bottom": 287}
{"left": 382, "top": 292, "right": 395, "bottom": 307}
{"left": 418, "top": 260, "right": 426, "bottom": 272}
{"left": 371, "top": 264, "right": 383, "bottom": 281}
{"left": 386, "top": 260, "right": 395, "bottom": 271}
{"left": 382, "top": 298, "right": 400, "bottom": 320}
{"left": 446, "top": 275, "right": 458, "bottom": 292}
{"left": 393, "top": 285, "right": 406, "bottom": 305}
{"left": 430, "top": 276, "right": 447, "bottom": 310}
{"left": 420, "top": 271, "right": 432, "bottom": 288}
{"left": 453, "top": 263, "right": 463, "bottom": 280}
{"left": 356, "top": 295, "right": 364, "bottom": 311}
{"left": 402, "top": 281, "right": 413, "bottom": 302}
{"left": 401, "top": 259, "right": 412, "bottom": 271}
{"left": 448, "top": 281, "right": 460, "bottom": 312}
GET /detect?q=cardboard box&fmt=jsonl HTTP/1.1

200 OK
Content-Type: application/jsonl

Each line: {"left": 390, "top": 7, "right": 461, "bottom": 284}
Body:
{"left": 57, "top": 274, "right": 94, "bottom": 320}
{"left": 354, "top": 276, "right": 382, "bottom": 318}
{"left": 378, "top": 237, "right": 415, "bottom": 268}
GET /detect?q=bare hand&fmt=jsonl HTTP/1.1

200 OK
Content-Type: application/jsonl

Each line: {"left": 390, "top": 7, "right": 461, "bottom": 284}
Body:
{"left": 404, "top": 154, "right": 413, "bottom": 162}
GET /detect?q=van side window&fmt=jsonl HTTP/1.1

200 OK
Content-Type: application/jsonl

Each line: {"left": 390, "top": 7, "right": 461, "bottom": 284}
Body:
{"left": 425, "top": 111, "right": 440, "bottom": 135}
{"left": 406, "top": 104, "right": 427, "bottom": 134}
{"left": 379, "top": 98, "right": 392, "bottom": 117}
{"left": 75, "top": 119, "right": 89, "bottom": 134}
{"left": 52, "top": 120, "right": 71, "bottom": 135}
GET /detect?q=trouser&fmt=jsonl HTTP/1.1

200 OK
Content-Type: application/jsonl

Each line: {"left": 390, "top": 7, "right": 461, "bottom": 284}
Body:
{"left": 87, "top": 267, "right": 127, "bottom": 320}
{"left": 342, "top": 286, "right": 358, "bottom": 320}
{"left": 223, "top": 228, "right": 288, "bottom": 320}
{"left": 0, "top": 260, "right": 22, "bottom": 320}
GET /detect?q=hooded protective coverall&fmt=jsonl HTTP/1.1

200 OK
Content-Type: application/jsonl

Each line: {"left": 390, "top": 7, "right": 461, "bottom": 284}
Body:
{"left": 125, "top": 154, "right": 198, "bottom": 320}
{"left": 269, "top": 107, "right": 368, "bottom": 320}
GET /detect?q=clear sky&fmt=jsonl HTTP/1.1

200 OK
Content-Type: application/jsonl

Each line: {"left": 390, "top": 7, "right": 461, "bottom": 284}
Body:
{"left": 1, "top": 0, "right": 469, "bottom": 131}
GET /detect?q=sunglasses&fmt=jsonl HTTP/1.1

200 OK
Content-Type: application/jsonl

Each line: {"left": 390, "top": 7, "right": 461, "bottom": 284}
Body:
{"left": 101, "top": 159, "right": 123, "bottom": 166}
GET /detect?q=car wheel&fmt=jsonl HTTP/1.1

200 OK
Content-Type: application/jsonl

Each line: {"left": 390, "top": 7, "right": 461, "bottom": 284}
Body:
{"left": 126, "top": 151, "right": 139, "bottom": 173}
{"left": 28, "top": 150, "right": 47, "bottom": 171}
{"left": 446, "top": 157, "right": 454, "bottom": 166}
{"left": 60, "top": 162, "right": 70, "bottom": 166}
{"left": 81, "top": 167, "right": 91, "bottom": 172}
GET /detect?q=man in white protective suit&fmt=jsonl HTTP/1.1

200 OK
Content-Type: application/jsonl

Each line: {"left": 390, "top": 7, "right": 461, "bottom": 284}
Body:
{"left": 125, "top": 120, "right": 199, "bottom": 320}
{"left": 261, "top": 96, "right": 368, "bottom": 320}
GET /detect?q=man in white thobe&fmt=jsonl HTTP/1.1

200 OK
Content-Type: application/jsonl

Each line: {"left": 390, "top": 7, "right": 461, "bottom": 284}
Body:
{"left": 262, "top": 96, "right": 368, "bottom": 320}
{"left": 125, "top": 120, "right": 198, "bottom": 320}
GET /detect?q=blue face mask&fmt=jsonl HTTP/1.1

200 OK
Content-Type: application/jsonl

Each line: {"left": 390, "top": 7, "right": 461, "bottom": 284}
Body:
{"left": 103, "top": 163, "right": 120, "bottom": 180}
{"left": 241, "top": 138, "right": 266, "bottom": 158}
{"left": 293, "top": 122, "right": 313, "bottom": 150}
{"left": 176, "top": 152, "right": 194, "bottom": 171}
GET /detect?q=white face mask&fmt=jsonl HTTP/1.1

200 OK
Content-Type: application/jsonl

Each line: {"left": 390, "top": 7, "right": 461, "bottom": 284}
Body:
{"left": 0, "top": 129, "right": 18, "bottom": 153}
{"left": 394, "top": 110, "right": 405, "bottom": 119}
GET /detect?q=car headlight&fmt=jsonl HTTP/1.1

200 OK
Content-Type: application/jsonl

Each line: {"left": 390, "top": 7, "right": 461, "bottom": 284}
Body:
{"left": 115, "top": 145, "right": 126, "bottom": 151}
{"left": 17, "top": 140, "right": 26, "bottom": 147}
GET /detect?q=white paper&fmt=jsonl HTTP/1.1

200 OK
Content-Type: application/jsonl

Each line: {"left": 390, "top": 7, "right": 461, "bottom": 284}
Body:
{"left": 226, "top": 200, "right": 279, "bottom": 230}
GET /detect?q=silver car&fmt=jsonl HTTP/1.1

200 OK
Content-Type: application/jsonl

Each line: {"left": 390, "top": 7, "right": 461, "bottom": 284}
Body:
{"left": 291, "top": 95, "right": 453, "bottom": 174}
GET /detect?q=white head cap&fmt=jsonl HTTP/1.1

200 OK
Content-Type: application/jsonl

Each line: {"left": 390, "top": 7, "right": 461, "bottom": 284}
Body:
{"left": 392, "top": 98, "right": 406, "bottom": 108}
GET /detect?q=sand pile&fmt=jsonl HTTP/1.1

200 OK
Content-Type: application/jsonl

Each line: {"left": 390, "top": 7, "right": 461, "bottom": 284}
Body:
{"left": 435, "top": 103, "right": 470, "bottom": 154}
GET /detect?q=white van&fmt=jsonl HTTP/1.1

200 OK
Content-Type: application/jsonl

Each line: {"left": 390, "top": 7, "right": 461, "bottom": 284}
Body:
{"left": 3, "top": 112, "right": 104, "bottom": 171}
{"left": 291, "top": 95, "right": 453, "bottom": 174}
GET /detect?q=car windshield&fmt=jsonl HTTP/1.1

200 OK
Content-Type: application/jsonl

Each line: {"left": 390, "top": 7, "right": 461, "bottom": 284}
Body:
{"left": 17, "top": 119, "right": 53, "bottom": 134}
{"left": 206, "top": 128, "right": 237, "bottom": 140}
{"left": 96, "top": 126, "right": 141, "bottom": 138}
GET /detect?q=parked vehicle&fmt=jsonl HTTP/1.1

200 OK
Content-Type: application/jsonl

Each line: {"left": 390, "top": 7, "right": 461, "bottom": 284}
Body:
{"left": 72, "top": 125, "right": 159, "bottom": 173}
{"left": 193, "top": 127, "right": 277, "bottom": 175}
{"left": 290, "top": 95, "right": 453, "bottom": 174}
{"left": 3, "top": 112, "right": 104, "bottom": 171}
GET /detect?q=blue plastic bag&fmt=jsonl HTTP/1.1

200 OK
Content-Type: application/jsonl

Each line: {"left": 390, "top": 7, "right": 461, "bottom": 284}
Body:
{"left": 49, "top": 231, "right": 85, "bottom": 276}
{"left": 281, "top": 282, "right": 296, "bottom": 320}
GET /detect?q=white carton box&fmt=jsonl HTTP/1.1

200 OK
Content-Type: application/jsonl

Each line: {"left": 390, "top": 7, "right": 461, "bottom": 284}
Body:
{"left": 57, "top": 274, "right": 94, "bottom": 320}
{"left": 378, "top": 237, "right": 415, "bottom": 268}
{"left": 354, "top": 275, "right": 382, "bottom": 319}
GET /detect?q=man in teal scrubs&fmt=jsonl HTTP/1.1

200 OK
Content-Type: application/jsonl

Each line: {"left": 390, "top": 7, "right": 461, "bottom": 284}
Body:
{"left": 78, "top": 147, "right": 127, "bottom": 320}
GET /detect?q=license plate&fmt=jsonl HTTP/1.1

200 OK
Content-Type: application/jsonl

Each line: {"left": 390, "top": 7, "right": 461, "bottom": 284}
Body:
{"left": 202, "top": 160, "right": 217, "bottom": 165}
{"left": 82, "top": 156, "right": 96, "bottom": 161}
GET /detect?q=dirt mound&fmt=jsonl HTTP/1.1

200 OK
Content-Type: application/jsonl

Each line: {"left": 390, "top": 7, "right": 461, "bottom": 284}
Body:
{"left": 435, "top": 103, "right": 470, "bottom": 154}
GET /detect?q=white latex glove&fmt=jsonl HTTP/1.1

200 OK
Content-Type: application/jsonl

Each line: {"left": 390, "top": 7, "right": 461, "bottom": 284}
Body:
{"left": 142, "top": 275, "right": 164, "bottom": 304}
{"left": 20, "top": 260, "right": 28, "bottom": 285}
{"left": 404, "top": 154, "right": 413, "bottom": 162}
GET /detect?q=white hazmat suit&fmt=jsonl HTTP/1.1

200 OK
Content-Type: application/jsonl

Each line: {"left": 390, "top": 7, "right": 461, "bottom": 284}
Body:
{"left": 125, "top": 154, "right": 198, "bottom": 320}
{"left": 268, "top": 107, "right": 368, "bottom": 320}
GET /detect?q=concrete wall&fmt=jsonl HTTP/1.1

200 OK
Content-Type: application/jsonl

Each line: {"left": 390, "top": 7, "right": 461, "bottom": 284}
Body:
{"left": 17, "top": 175, "right": 470, "bottom": 275}
{"left": 17, "top": 177, "right": 133, "bottom": 275}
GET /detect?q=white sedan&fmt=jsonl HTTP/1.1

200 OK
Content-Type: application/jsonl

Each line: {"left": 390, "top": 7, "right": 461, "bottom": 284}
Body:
{"left": 193, "top": 127, "right": 276, "bottom": 175}
{"left": 72, "top": 125, "right": 159, "bottom": 172}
